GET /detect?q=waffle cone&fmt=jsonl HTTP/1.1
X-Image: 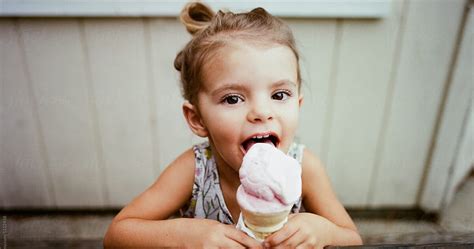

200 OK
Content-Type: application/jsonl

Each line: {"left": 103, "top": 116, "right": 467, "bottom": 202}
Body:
{"left": 240, "top": 207, "right": 290, "bottom": 241}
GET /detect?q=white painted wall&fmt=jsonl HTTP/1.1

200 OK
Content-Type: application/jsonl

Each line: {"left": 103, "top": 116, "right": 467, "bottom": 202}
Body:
{"left": 0, "top": 0, "right": 470, "bottom": 210}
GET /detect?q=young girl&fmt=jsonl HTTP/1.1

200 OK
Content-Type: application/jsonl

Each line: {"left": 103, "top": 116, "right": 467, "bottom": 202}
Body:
{"left": 104, "top": 2, "right": 362, "bottom": 248}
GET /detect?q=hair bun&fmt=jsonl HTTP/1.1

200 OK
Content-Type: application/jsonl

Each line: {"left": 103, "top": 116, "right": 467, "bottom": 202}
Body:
{"left": 180, "top": 2, "right": 215, "bottom": 35}
{"left": 174, "top": 50, "right": 184, "bottom": 72}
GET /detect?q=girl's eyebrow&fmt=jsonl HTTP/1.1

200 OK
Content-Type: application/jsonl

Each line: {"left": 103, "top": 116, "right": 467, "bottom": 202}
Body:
{"left": 210, "top": 79, "right": 297, "bottom": 97}
{"left": 273, "top": 80, "right": 298, "bottom": 89}
{"left": 210, "top": 83, "right": 247, "bottom": 97}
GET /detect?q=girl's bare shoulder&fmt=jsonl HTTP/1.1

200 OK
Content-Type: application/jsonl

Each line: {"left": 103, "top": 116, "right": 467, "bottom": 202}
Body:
{"left": 301, "top": 148, "right": 359, "bottom": 230}
{"left": 300, "top": 148, "right": 336, "bottom": 207}
{"left": 301, "top": 148, "right": 325, "bottom": 174}
{"left": 156, "top": 147, "right": 196, "bottom": 187}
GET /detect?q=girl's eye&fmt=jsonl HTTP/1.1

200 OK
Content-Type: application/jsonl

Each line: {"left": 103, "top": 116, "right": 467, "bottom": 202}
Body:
{"left": 272, "top": 91, "right": 291, "bottom": 101}
{"left": 222, "top": 95, "right": 243, "bottom": 105}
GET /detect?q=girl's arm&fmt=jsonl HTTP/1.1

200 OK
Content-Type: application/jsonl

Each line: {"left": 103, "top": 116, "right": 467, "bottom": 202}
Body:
{"left": 264, "top": 149, "right": 363, "bottom": 247}
{"left": 103, "top": 148, "right": 261, "bottom": 248}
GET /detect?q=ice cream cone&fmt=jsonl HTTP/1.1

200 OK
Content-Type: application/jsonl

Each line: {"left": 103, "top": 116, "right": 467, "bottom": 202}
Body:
{"left": 240, "top": 206, "right": 291, "bottom": 241}
{"left": 236, "top": 143, "right": 302, "bottom": 241}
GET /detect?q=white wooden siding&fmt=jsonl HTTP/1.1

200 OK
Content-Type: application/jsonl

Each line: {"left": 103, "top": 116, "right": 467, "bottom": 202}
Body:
{"left": 82, "top": 19, "right": 156, "bottom": 207}
{"left": 148, "top": 19, "right": 195, "bottom": 171}
{"left": 325, "top": 0, "right": 403, "bottom": 207}
{"left": 18, "top": 19, "right": 106, "bottom": 207}
{"left": 0, "top": 0, "right": 470, "bottom": 210}
{"left": 289, "top": 19, "right": 337, "bottom": 162}
{"left": 370, "top": 0, "right": 466, "bottom": 207}
{"left": 1, "top": 20, "right": 54, "bottom": 208}
{"left": 420, "top": 4, "right": 474, "bottom": 211}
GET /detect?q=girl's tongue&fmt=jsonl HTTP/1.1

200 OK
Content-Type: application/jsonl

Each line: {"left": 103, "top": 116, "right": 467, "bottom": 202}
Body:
{"left": 243, "top": 138, "right": 275, "bottom": 152}
{"left": 242, "top": 135, "right": 279, "bottom": 153}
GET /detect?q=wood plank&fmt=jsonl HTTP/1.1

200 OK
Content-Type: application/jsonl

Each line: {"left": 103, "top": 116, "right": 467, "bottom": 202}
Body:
{"left": 371, "top": 0, "right": 465, "bottom": 207}
{"left": 323, "top": 0, "right": 404, "bottom": 206}
{"left": 149, "top": 19, "right": 194, "bottom": 172}
{"left": 421, "top": 6, "right": 473, "bottom": 211}
{"left": 0, "top": 19, "right": 54, "bottom": 208}
{"left": 18, "top": 19, "right": 104, "bottom": 207}
{"left": 287, "top": 19, "right": 337, "bottom": 160}
{"left": 445, "top": 108, "right": 474, "bottom": 206}
{"left": 142, "top": 19, "right": 160, "bottom": 179}
{"left": 83, "top": 19, "right": 155, "bottom": 207}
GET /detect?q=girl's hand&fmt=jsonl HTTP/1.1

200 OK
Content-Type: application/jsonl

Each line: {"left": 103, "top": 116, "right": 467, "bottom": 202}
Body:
{"left": 263, "top": 213, "right": 334, "bottom": 249}
{"left": 189, "top": 220, "right": 263, "bottom": 248}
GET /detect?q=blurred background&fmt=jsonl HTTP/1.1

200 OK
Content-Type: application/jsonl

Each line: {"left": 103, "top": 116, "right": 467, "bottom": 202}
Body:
{"left": 1, "top": 0, "right": 473, "bottom": 246}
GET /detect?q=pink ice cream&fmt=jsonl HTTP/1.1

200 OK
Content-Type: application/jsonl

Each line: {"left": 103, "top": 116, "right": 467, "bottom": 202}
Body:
{"left": 236, "top": 143, "right": 302, "bottom": 213}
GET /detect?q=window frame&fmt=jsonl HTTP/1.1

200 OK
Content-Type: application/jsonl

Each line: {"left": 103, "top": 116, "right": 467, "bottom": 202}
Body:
{"left": 0, "top": 0, "right": 391, "bottom": 18}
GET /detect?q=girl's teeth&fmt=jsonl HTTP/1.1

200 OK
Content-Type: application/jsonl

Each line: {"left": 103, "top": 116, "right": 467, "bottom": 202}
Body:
{"left": 251, "top": 134, "right": 272, "bottom": 140}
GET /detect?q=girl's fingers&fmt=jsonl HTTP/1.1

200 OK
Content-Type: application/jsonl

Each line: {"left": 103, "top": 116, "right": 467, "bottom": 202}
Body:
{"left": 278, "top": 229, "right": 307, "bottom": 248}
{"left": 220, "top": 238, "right": 246, "bottom": 249}
{"left": 295, "top": 244, "right": 321, "bottom": 249}
{"left": 264, "top": 223, "right": 299, "bottom": 246}
{"left": 226, "top": 228, "right": 263, "bottom": 248}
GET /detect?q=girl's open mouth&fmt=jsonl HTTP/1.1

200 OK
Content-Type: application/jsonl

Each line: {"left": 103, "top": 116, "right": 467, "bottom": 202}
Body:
{"left": 241, "top": 133, "right": 279, "bottom": 154}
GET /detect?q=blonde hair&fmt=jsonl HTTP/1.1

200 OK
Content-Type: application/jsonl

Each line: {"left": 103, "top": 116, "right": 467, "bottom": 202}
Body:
{"left": 174, "top": 2, "right": 301, "bottom": 105}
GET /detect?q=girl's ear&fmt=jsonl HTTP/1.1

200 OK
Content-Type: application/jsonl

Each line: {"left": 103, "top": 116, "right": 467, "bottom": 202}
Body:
{"left": 182, "top": 101, "right": 209, "bottom": 137}
{"left": 298, "top": 94, "right": 304, "bottom": 108}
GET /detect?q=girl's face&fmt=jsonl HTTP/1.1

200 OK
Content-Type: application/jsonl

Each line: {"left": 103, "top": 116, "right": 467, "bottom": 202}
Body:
{"left": 188, "top": 42, "right": 302, "bottom": 172}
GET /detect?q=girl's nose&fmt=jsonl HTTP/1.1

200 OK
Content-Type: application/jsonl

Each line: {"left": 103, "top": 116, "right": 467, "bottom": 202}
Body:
{"left": 247, "top": 101, "right": 274, "bottom": 123}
